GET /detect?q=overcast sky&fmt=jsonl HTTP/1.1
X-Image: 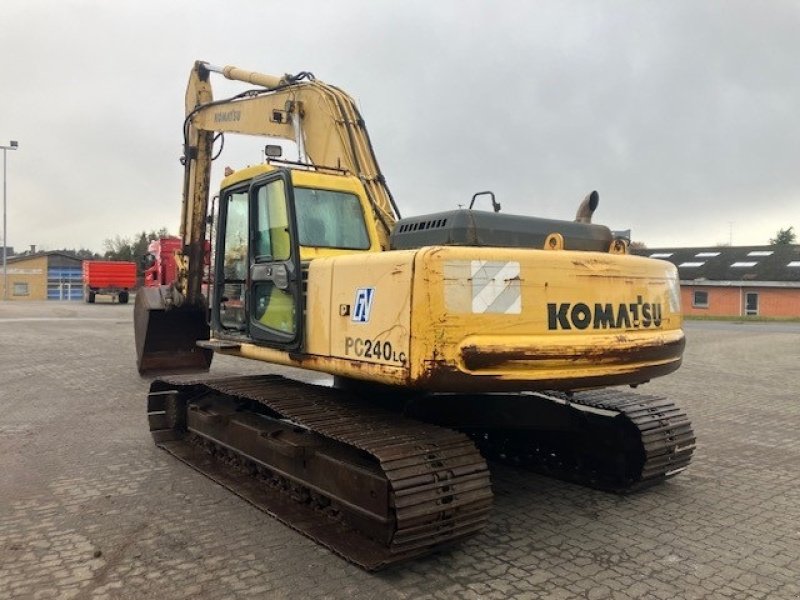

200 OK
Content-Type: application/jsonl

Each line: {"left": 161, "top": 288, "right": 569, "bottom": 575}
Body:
{"left": 1, "top": 1, "right": 798, "bottom": 253}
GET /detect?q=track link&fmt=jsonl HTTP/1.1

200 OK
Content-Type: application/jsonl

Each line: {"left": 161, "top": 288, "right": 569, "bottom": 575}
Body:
{"left": 470, "top": 389, "right": 696, "bottom": 493}
{"left": 147, "top": 374, "right": 492, "bottom": 571}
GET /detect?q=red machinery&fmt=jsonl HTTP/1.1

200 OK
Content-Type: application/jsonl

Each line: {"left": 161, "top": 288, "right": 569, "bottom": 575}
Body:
{"left": 82, "top": 260, "right": 136, "bottom": 304}
{"left": 143, "top": 236, "right": 211, "bottom": 289}
{"left": 143, "top": 236, "right": 182, "bottom": 287}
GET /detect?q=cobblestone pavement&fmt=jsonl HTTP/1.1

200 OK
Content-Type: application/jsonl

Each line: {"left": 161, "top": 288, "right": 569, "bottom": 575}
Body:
{"left": 1, "top": 301, "right": 798, "bottom": 600}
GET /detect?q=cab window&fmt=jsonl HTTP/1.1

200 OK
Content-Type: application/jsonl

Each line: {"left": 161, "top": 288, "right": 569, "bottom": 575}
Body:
{"left": 219, "top": 189, "right": 248, "bottom": 330}
{"left": 252, "top": 178, "right": 295, "bottom": 336}
{"left": 254, "top": 180, "right": 291, "bottom": 262}
{"left": 294, "top": 188, "right": 370, "bottom": 249}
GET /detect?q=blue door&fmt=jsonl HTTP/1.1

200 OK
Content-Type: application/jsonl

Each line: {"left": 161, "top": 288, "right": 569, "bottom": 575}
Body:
{"left": 47, "top": 266, "right": 83, "bottom": 300}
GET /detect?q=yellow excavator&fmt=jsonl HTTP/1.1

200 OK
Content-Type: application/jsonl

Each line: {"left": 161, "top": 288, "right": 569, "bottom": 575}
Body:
{"left": 134, "top": 61, "right": 694, "bottom": 570}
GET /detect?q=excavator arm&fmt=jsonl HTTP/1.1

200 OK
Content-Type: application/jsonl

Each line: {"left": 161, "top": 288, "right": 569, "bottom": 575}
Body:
{"left": 136, "top": 61, "right": 400, "bottom": 374}
{"left": 180, "top": 61, "right": 398, "bottom": 305}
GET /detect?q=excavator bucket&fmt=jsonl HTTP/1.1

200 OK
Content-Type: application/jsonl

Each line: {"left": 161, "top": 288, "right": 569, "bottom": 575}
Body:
{"left": 134, "top": 287, "right": 213, "bottom": 376}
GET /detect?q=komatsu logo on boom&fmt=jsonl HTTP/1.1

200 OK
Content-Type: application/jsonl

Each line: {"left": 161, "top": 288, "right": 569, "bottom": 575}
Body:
{"left": 214, "top": 109, "right": 241, "bottom": 123}
{"left": 547, "top": 296, "right": 663, "bottom": 330}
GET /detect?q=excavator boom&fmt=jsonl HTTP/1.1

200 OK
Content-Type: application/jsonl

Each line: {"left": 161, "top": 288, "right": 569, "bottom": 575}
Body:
{"left": 135, "top": 61, "right": 399, "bottom": 375}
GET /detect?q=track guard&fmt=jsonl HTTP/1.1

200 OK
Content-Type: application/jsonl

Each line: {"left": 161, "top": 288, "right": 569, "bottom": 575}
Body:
{"left": 134, "top": 286, "right": 213, "bottom": 376}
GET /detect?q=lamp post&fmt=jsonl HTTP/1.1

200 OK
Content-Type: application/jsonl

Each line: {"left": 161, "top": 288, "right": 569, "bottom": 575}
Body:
{"left": 2, "top": 140, "right": 19, "bottom": 301}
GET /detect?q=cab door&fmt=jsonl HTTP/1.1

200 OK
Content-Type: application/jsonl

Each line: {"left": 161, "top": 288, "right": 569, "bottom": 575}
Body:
{"left": 213, "top": 185, "right": 250, "bottom": 334}
{"left": 248, "top": 171, "right": 304, "bottom": 349}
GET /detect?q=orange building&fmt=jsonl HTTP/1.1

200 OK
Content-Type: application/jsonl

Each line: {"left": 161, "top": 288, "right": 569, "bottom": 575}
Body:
{"left": 634, "top": 245, "right": 800, "bottom": 318}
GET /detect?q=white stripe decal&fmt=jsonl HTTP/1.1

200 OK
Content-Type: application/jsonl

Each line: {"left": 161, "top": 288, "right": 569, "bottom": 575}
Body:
{"left": 471, "top": 260, "right": 521, "bottom": 314}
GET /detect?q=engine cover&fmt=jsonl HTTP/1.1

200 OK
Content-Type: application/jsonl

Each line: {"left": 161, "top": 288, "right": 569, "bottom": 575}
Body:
{"left": 389, "top": 209, "right": 613, "bottom": 252}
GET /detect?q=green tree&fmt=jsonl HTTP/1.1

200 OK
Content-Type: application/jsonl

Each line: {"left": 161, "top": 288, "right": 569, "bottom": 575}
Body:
{"left": 62, "top": 248, "right": 101, "bottom": 259}
{"left": 16, "top": 247, "right": 100, "bottom": 259}
{"left": 103, "top": 229, "right": 170, "bottom": 260}
{"left": 769, "top": 227, "right": 796, "bottom": 245}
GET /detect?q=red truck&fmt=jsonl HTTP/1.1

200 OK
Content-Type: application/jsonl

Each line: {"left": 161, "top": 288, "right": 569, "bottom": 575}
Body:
{"left": 82, "top": 260, "right": 136, "bottom": 304}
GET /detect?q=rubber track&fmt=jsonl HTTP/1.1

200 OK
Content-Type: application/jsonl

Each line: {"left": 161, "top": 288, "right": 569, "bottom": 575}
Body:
{"left": 148, "top": 374, "right": 493, "bottom": 570}
{"left": 476, "top": 389, "right": 695, "bottom": 493}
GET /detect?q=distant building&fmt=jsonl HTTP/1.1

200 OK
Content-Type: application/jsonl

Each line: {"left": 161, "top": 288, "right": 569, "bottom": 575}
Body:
{"left": 0, "top": 252, "right": 83, "bottom": 301}
{"left": 633, "top": 245, "right": 800, "bottom": 318}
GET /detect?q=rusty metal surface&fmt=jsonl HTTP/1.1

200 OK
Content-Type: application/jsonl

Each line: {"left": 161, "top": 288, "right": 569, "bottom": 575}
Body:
{"left": 459, "top": 334, "right": 685, "bottom": 371}
{"left": 147, "top": 374, "right": 492, "bottom": 570}
{"left": 413, "top": 355, "right": 685, "bottom": 393}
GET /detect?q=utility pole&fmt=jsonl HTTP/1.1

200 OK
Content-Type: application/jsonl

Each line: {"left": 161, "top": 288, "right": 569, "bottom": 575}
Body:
{"left": 2, "top": 140, "right": 19, "bottom": 300}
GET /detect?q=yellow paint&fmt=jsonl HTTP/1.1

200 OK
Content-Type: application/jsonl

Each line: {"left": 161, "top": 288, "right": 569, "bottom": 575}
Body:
{"left": 327, "top": 251, "right": 414, "bottom": 365}
{"left": 214, "top": 237, "right": 684, "bottom": 392}
{"left": 188, "top": 62, "right": 398, "bottom": 254}
{"left": 407, "top": 246, "right": 683, "bottom": 390}
{"left": 220, "top": 341, "right": 409, "bottom": 386}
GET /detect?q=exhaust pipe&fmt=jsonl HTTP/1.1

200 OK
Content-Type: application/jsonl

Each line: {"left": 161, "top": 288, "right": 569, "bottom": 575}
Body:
{"left": 575, "top": 190, "right": 599, "bottom": 224}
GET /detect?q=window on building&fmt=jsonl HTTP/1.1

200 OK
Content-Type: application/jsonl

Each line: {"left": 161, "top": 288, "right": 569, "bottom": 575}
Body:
{"left": 679, "top": 261, "right": 705, "bottom": 268}
{"left": 695, "top": 252, "right": 720, "bottom": 258}
{"left": 12, "top": 282, "right": 29, "bottom": 296}
{"left": 731, "top": 261, "right": 758, "bottom": 268}
{"left": 693, "top": 290, "right": 709, "bottom": 308}
{"left": 747, "top": 251, "right": 773, "bottom": 257}
{"left": 650, "top": 252, "right": 673, "bottom": 258}
{"left": 745, "top": 292, "right": 759, "bottom": 316}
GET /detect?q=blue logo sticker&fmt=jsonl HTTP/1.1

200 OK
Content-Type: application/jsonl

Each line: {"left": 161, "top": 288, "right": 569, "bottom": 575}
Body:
{"left": 352, "top": 288, "right": 375, "bottom": 323}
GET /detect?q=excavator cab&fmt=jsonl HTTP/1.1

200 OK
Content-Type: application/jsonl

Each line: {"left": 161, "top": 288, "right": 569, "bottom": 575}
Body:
{"left": 135, "top": 163, "right": 381, "bottom": 375}
{"left": 212, "top": 169, "right": 304, "bottom": 348}
{"left": 211, "top": 165, "right": 379, "bottom": 349}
